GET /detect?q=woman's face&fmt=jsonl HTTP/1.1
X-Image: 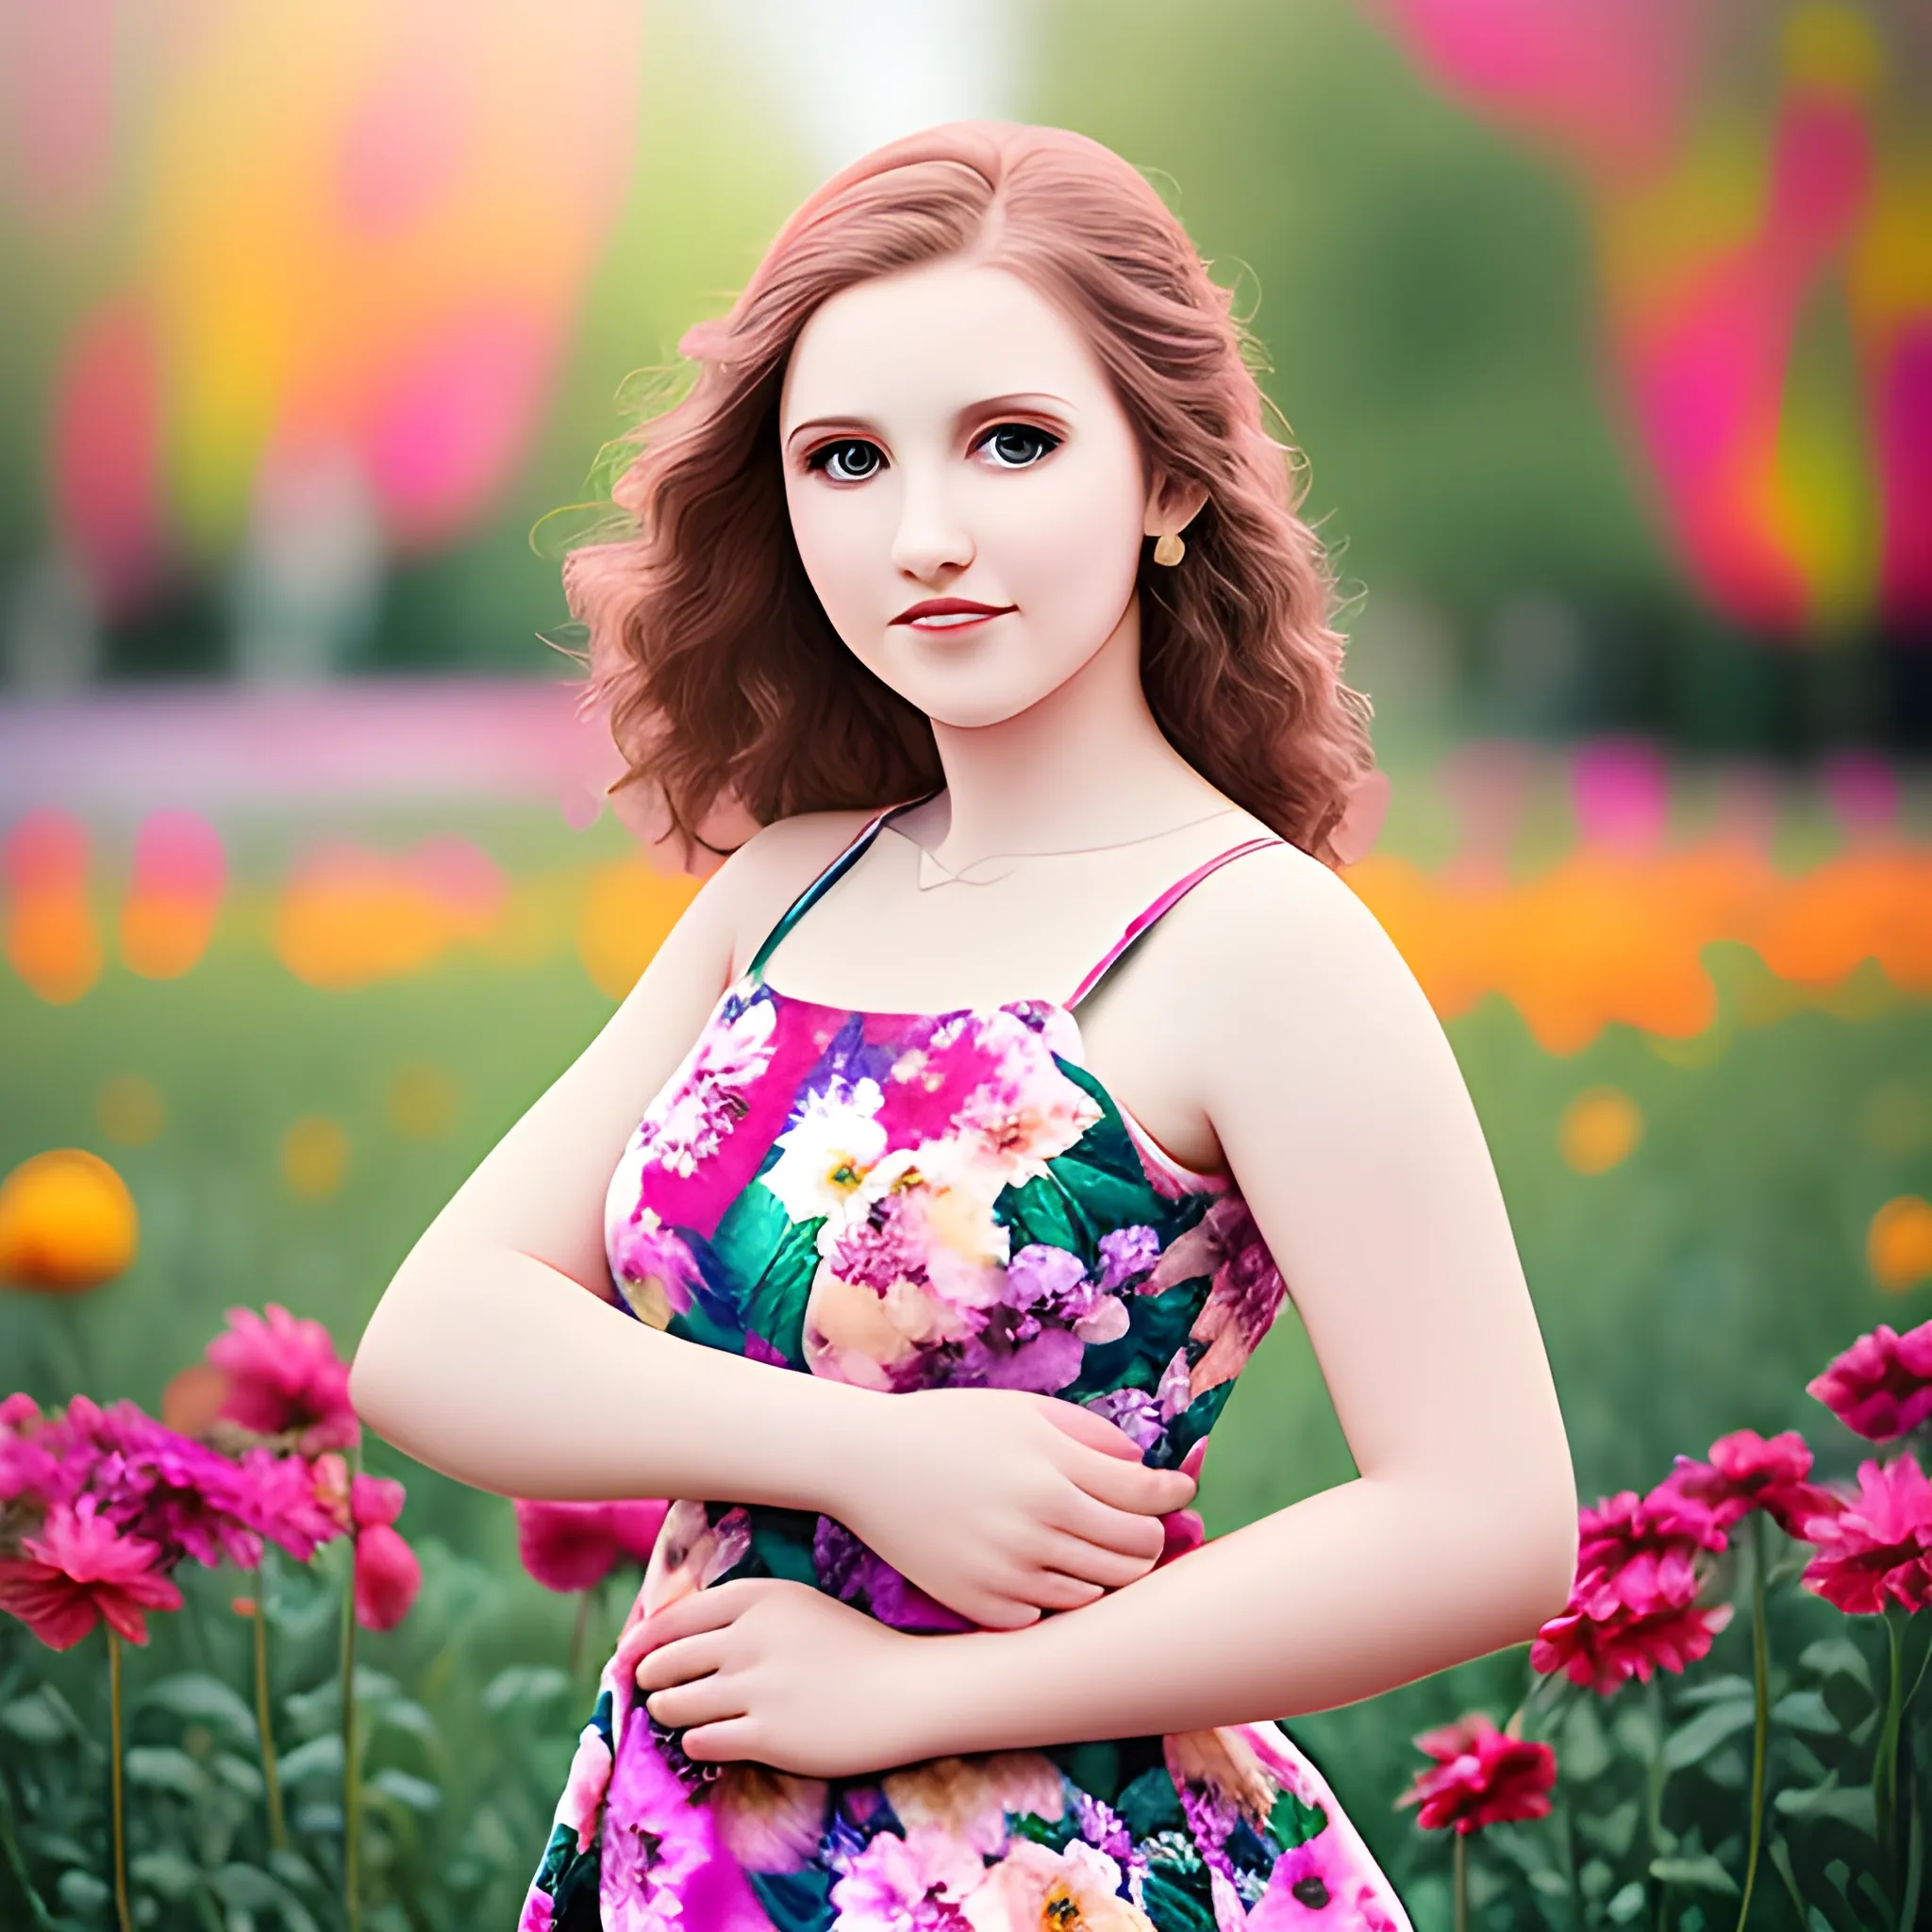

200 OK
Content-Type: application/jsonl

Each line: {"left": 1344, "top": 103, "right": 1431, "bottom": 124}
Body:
{"left": 778, "top": 258, "right": 1164, "bottom": 729}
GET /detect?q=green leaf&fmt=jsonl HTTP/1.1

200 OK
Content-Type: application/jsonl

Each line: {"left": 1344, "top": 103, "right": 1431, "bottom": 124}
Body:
{"left": 368, "top": 1768, "right": 441, "bottom": 1812}
{"left": 211, "top": 1753, "right": 265, "bottom": 1800}
{"left": 124, "top": 1746, "right": 209, "bottom": 1800}
{"left": 129, "top": 1850, "right": 204, "bottom": 1900}
{"left": 1661, "top": 1697, "right": 1756, "bottom": 1772}
{"left": 1774, "top": 1782, "right": 1876, "bottom": 1833}
{"left": 138, "top": 1672, "right": 258, "bottom": 1743}
{"left": 742, "top": 1215, "right": 820, "bottom": 1364}
{"left": 1650, "top": 1855, "right": 1740, "bottom": 1896}
{"left": 1557, "top": 1699, "right": 1612, "bottom": 1782}
{"left": 0, "top": 1688, "right": 74, "bottom": 1747}
{"left": 1772, "top": 1690, "right": 1839, "bottom": 1735}
{"left": 1606, "top": 1881, "right": 1647, "bottom": 1924}
{"left": 276, "top": 1734, "right": 345, "bottom": 1786}
{"left": 367, "top": 1697, "right": 437, "bottom": 1743}
{"left": 211, "top": 1864, "right": 285, "bottom": 1908}
{"left": 58, "top": 1871, "right": 110, "bottom": 1914}
{"left": 481, "top": 1665, "right": 570, "bottom": 1714}
{"left": 1051, "top": 1060, "right": 1148, "bottom": 1184}
{"left": 1676, "top": 1674, "right": 1755, "bottom": 1707}
{"left": 1578, "top": 1800, "right": 1641, "bottom": 1857}
{"left": 710, "top": 1184, "right": 791, "bottom": 1312}
{"left": 1799, "top": 1638, "right": 1873, "bottom": 1694}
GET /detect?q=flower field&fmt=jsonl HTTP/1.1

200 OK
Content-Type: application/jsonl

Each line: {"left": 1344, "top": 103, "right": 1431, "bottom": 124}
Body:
{"left": 3, "top": 745, "right": 1930, "bottom": 1930}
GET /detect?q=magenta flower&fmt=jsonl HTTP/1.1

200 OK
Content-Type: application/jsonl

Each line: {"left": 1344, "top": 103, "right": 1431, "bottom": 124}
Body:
{"left": 1399, "top": 1713, "right": 1557, "bottom": 1834}
{"left": 1531, "top": 1600, "right": 1735, "bottom": 1695}
{"left": 1807, "top": 1322, "right": 1932, "bottom": 1442}
{"left": 1800, "top": 1455, "right": 1932, "bottom": 1615}
{"left": 0, "top": 1496, "right": 183, "bottom": 1649}
{"left": 513, "top": 1497, "right": 671, "bottom": 1594}
{"left": 346, "top": 1472, "right": 420, "bottom": 1631}
{"left": 1531, "top": 1479, "right": 1735, "bottom": 1694}
{"left": 207, "top": 1304, "right": 359, "bottom": 1453}
{"left": 1664, "top": 1429, "right": 1840, "bottom": 1539}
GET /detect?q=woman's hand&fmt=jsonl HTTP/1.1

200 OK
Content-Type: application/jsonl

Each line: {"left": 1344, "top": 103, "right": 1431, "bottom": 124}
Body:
{"left": 634, "top": 1577, "right": 936, "bottom": 1778}
{"left": 827, "top": 1388, "right": 1196, "bottom": 1630}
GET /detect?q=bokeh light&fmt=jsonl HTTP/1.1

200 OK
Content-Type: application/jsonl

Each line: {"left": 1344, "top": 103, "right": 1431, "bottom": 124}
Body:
{"left": 0, "top": 1148, "right": 140, "bottom": 1291}
{"left": 1558, "top": 1087, "right": 1645, "bottom": 1174}
{"left": 280, "top": 1114, "right": 350, "bottom": 1200}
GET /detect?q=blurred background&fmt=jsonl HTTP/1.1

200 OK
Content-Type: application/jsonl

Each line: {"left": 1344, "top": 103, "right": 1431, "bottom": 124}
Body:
{"left": 3, "top": 0, "right": 1929, "bottom": 1921}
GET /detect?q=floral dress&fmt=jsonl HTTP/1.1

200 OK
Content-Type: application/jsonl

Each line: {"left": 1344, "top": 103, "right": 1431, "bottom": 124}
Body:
{"left": 520, "top": 799, "right": 1412, "bottom": 1932}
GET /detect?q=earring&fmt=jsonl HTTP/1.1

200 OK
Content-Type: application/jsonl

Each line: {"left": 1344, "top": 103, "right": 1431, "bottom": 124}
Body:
{"left": 1153, "top": 531, "right": 1186, "bottom": 567}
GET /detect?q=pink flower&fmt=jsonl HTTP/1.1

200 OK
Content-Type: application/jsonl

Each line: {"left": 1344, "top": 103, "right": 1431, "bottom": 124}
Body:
{"left": 1807, "top": 1322, "right": 1932, "bottom": 1442}
{"left": 513, "top": 1497, "right": 671, "bottom": 1594}
{"left": 1800, "top": 1455, "right": 1932, "bottom": 1615}
{"left": 346, "top": 1472, "right": 419, "bottom": 1630}
{"left": 354, "top": 1524, "right": 421, "bottom": 1631}
{"left": 1665, "top": 1430, "right": 1840, "bottom": 1540}
{"left": 1532, "top": 1479, "right": 1736, "bottom": 1694}
{"left": 0, "top": 1496, "right": 183, "bottom": 1648}
{"left": 829, "top": 1824, "right": 982, "bottom": 1930}
{"left": 1398, "top": 1713, "right": 1557, "bottom": 1834}
{"left": 1531, "top": 1600, "right": 1734, "bottom": 1694}
{"left": 207, "top": 1304, "right": 359, "bottom": 1453}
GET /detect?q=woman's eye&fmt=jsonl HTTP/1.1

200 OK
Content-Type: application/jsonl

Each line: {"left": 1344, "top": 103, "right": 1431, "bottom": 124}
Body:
{"left": 806, "top": 440, "right": 886, "bottom": 484}
{"left": 976, "top": 424, "right": 1061, "bottom": 469}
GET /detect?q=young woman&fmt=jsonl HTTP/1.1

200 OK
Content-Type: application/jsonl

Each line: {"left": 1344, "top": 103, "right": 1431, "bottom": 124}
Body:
{"left": 351, "top": 121, "right": 1576, "bottom": 1932}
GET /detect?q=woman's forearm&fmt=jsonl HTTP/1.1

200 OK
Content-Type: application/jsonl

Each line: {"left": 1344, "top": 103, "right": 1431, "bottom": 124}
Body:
{"left": 895, "top": 1469, "right": 1578, "bottom": 1757}
{"left": 349, "top": 1246, "right": 880, "bottom": 1513}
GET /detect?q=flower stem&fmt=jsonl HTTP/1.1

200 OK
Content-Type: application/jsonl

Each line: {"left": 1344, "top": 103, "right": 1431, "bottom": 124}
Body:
{"left": 1454, "top": 1830, "right": 1467, "bottom": 1932}
{"left": 1731, "top": 1511, "right": 1770, "bottom": 1932}
{"left": 341, "top": 1540, "right": 360, "bottom": 1932}
{"left": 1876, "top": 1609, "right": 1904, "bottom": 1874}
{"left": 570, "top": 1587, "right": 591, "bottom": 1679}
{"left": 252, "top": 1594, "right": 286, "bottom": 1851}
{"left": 108, "top": 1629, "right": 130, "bottom": 1932}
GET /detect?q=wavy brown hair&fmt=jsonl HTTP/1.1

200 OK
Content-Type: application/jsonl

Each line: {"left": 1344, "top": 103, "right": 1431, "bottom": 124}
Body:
{"left": 565, "top": 120, "right": 1374, "bottom": 872}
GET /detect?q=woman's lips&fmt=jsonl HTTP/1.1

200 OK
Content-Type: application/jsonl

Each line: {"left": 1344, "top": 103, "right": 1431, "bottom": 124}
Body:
{"left": 892, "top": 598, "right": 1016, "bottom": 632}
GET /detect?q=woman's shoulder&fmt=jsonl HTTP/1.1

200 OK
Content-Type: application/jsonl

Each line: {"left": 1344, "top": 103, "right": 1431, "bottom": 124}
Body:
{"left": 709, "top": 805, "right": 888, "bottom": 973}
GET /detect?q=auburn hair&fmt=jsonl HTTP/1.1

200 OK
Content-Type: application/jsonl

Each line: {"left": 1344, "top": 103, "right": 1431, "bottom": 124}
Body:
{"left": 564, "top": 120, "right": 1374, "bottom": 872}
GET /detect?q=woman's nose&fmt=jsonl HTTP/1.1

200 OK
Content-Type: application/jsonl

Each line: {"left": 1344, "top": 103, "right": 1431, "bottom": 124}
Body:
{"left": 889, "top": 475, "right": 974, "bottom": 581}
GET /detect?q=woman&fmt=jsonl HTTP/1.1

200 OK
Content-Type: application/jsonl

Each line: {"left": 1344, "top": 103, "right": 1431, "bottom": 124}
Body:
{"left": 350, "top": 122, "right": 1577, "bottom": 1931}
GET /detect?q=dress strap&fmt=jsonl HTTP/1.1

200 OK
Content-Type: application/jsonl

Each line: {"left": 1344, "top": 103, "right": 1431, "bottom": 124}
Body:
{"left": 744, "top": 791, "right": 941, "bottom": 986}
{"left": 1064, "top": 836, "right": 1285, "bottom": 1012}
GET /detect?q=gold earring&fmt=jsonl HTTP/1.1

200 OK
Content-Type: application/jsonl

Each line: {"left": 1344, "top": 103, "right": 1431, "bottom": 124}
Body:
{"left": 1153, "top": 531, "right": 1186, "bottom": 567}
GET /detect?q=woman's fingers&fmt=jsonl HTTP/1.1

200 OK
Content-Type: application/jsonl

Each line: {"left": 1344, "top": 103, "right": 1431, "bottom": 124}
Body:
{"left": 635, "top": 1629, "right": 727, "bottom": 1693}
{"left": 643, "top": 1671, "right": 748, "bottom": 1731}
{"left": 1049, "top": 1486, "right": 1170, "bottom": 1561}
{"left": 1026, "top": 1525, "right": 1158, "bottom": 1591}
{"left": 1062, "top": 1443, "right": 1196, "bottom": 1517}
{"left": 1024, "top": 1570, "right": 1108, "bottom": 1613}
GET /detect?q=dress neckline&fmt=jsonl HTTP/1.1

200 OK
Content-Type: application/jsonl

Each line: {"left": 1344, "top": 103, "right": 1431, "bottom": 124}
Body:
{"left": 745, "top": 974, "right": 1232, "bottom": 1192}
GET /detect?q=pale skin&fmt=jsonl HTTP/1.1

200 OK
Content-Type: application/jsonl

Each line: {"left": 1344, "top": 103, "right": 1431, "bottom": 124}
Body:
{"left": 350, "top": 257, "right": 1577, "bottom": 1782}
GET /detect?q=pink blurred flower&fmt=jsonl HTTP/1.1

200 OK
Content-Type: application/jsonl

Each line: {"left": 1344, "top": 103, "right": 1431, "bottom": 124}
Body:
{"left": 1532, "top": 1478, "right": 1735, "bottom": 1693}
{"left": 1807, "top": 1322, "right": 1932, "bottom": 1442}
{"left": 1532, "top": 1600, "right": 1734, "bottom": 1694}
{"left": 513, "top": 1496, "right": 670, "bottom": 1593}
{"left": 1665, "top": 1429, "right": 1840, "bottom": 1540}
{"left": 355, "top": 1524, "right": 421, "bottom": 1631}
{"left": 207, "top": 1304, "right": 359, "bottom": 1453}
{"left": 1570, "top": 1486, "right": 1727, "bottom": 1620}
{"left": 1800, "top": 1456, "right": 1932, "bottom": 1615}
{"left": 0, "top": 1496, "right": 182, "bottom": 1648}
{"left": 1398, "top": 1712, "right": 1557, "bottom": 1834}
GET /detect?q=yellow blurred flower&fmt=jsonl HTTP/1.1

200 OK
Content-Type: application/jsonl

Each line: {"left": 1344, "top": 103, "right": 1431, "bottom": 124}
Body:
{"left": 0, "top": 1148, "right": 140, "bottom": 1291}
{"left": 1867, "top": 1195, "right": 1932, "bottom": 1294}
{"left": 1559, "top": 1088, "right": 1644, "bottom": 1175}
{"left": 282, "top": 1115, "right": 349, "bottom": 1199}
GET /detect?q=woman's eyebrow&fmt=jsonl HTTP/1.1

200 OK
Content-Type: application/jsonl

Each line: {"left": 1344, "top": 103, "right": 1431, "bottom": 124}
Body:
{"left": 782, "top": 391, "right": 1079, "bottom": 454}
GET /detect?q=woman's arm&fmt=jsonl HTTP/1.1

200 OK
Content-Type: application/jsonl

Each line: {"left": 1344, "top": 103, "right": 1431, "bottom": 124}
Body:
{"left": 634, "top": 845, "right": 1576, "bottom": 1771}
{"left": 348, "top": 812, "right": 1194, "bottom": 1624}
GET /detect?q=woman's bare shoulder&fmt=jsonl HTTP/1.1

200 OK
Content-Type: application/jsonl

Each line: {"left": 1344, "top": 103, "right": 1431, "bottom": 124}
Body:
{"left": 712, "top": 806, "right": 884, "bottom": 974}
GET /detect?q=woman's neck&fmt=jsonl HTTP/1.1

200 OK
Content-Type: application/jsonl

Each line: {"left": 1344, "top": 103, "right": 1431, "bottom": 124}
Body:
{"left": 912, "top": 598, "right": 1230, "bottom": 869}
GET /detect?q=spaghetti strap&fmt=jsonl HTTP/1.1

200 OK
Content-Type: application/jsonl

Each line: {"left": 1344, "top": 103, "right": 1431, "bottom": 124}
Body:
{"left": 1064, "top": 835, "right": 1284, "bottom": 1011}
{"left": 744, "top": 791, "right": 941, "bottom": 986}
